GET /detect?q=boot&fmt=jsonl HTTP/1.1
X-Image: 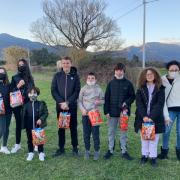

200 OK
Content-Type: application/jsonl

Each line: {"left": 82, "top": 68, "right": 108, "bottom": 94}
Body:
{"left": 176, "top": 147, "right": 180, "bottom": 160}
{"left": 157, "top": 146, "right": 168, "bottom": 159}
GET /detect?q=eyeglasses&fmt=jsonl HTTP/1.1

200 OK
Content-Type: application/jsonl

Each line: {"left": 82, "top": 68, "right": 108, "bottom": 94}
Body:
{"left": 168, "top": 70, "right": 179, "bottom": 72}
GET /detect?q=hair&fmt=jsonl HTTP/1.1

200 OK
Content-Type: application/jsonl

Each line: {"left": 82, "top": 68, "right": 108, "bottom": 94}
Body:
{"left": 17, "top": 58, "right": 34, "bottom": 83}
{"left": 137, "top": 67, "right": 162, "bottom": 89}
{"left": 88, "top": 72, "right": 96, "bottom": 77}
{"left": 61, "top": 56, "right": 72, "bottom": 62}
{"left": 56, "top": 60, "right": 62, "bottom": 71}
{"left": 28, "top": 86, "right": 40, "bottom": 96}
{"left": 166, "top": 60, "right": 180, "bottom": 70}
{"left": 114, "top": 63, "right": 126, "bottom": 72}
{"left": 0, "top": 67, "right": 9, "bottom": 85}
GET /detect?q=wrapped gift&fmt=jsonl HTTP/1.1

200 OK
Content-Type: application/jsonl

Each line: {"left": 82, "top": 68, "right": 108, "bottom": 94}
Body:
{"left": 58, "top": 112, "right": 71, "bottom": 129}
{"left": 119, "top": 110, "right": 128, "bottom": 131}
{"left": 10, "top": 90, "right": 23, "bottom": 108}
{"left": 141, "top": 122, "right": 155, "bottom": 140}
{"left": 88, "top": 110, "right": 103, "bottom": 126}
{"left": 32, "top": 128, "right": 46, "bottom": 146}
{"left": 0, "top": 97, "right": 5, "bottom": 115}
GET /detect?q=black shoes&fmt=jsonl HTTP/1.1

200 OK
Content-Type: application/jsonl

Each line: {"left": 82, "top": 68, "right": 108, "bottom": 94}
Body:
{"left": 157, "top": 146, "right": 168, "bottom": 159}
{"left": 122, "top": 152, "right": 133, "bottom": 161}
{"left": 150, "top": 158, "right": 158, "bottom": 167}
{"left": 52, "top": 148, "right": 65, "bottom": 157}
{"left": 72, "top": 147, "right": 80, "bottom": 156}
{"left": 140, "top": 156, "right": 148, "bottom": 165}
{"left": 104, "top": 150, "right": 113, "bottom": 160}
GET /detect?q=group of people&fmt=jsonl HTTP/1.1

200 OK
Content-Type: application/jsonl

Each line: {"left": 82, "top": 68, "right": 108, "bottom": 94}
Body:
{"left": 0, "top": 56, "right": 180, "bottom": 167}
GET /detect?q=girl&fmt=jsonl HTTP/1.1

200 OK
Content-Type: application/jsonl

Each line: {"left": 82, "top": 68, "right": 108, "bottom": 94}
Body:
{"left": 0, "top": 67, "right": 12, "bottom": 154}
{"left": 22, "top": 86, "right": 48, "bottom": 161}
{"left": 134, "top": 68, "right": 165, "bottom": 167}
{"left": 10, "top": 59, "right": 34, "bottom": 153}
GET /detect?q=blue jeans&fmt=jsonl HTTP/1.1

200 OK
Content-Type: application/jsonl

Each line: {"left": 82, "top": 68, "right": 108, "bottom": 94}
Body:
{"left": 162, "top": 111, "right": 180, "bottom": 149}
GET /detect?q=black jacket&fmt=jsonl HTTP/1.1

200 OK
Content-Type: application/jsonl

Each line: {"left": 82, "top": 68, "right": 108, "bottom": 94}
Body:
{"left": 0, "top": 82, "right": 12, "bottom": 115}
{"left": 104, "top": 77, "right": 135, "bottom": 117}
{"left": 134, "top": 85, "right": 165, "bottom": 134}
{"left": 22, "top": 100, "right": 48, "bottom": 129}
{"left": 11, "top": 73, "right": 34, "bottom": 104}
{"left": 51, "top": 67, "right": 81, "bottom": 112}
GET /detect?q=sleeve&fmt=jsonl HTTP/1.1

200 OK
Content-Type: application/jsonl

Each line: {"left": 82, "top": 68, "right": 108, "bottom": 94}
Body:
{"left": 98, "top": 87, "right": 105, "bottom": 105}
{"left": 51, "top": 74, "right": 65, "bottom": 103}
{"left": 78, "top": 88, "right": 86, "bottom": 111}
{"left": 39, "top": 101, "right": 48, "bottom": 122}
{"left": 163, "top": 101, "right": 170, "bottom": 120}
{"left": 67, "top": 74, "right": 81, "bottom": 105}
{"left": 104, "top": 83, "right": 111, "bottom": 115}
{"left": 124, "top": 82, "right": 135, "bottom": 106}
{"left": 10, "top": 76, "right": 17, "bottom": 92}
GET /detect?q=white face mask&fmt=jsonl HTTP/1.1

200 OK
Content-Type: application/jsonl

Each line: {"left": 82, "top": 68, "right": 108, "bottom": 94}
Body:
{"left": 168, "top": 71, "right": 179, "bottom": 79}
{"left": 86, "top": 80, "right": 96, "bottom": 86}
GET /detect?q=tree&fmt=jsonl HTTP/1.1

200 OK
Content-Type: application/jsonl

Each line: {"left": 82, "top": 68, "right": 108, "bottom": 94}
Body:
{"left": 30, "top": 0, "right": 122, "bottom": 51}
{"left": 3, "top": 46, "right": 28, "bottom": 69}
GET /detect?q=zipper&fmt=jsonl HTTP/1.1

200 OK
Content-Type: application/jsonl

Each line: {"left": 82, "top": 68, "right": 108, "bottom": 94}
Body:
{"left": 32, "top": 101, "right": 35, "bottom": 129}
{"left": 65, "top": 74, "right": 67, "bottom": 102}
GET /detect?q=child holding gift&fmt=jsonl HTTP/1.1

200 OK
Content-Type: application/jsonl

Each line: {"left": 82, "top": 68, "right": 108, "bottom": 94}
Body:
{"left": 79, "top": 72, "right": 104, "bottom": 160}
{"left": 22, "top": 86, "right": 48, "bottom": 161}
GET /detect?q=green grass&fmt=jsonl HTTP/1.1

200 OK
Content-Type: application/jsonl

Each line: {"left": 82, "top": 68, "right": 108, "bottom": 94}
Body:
{"left": 0, "top": 70, "right": 180, "bottom": 180}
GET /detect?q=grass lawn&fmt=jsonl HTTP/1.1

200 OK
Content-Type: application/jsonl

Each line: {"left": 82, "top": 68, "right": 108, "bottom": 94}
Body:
{"left": 0, "top": 70, "right": 180, "bottom": 180}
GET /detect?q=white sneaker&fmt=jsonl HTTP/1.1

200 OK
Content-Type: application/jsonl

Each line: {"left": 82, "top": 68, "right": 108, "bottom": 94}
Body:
{"left": 34, "top": 145, "right": 38, "bottom": 152}
{"left": 26, "top": 152, "right": 34, "bottom": 161}
{"left": 0, "top": 146, "right": 11, "bottom": 154}
{"left": 11, "top": 144, "right": 21, "bottom": 153}
{"left": 39, "top": 152, "right": 45, "bottom": 161}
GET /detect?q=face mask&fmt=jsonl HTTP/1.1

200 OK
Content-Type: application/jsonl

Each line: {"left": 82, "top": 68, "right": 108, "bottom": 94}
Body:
{"left": 86, "top": 80, "right": 96, "bottom": 86}
{"left": 0, "top": 73, "right": 6, "bottom": 81}
{"left": 18, "top": 65, "right": 26, "bottom": 73}
{"left": 28, "top": 93, "right": 38, "bottom": 101}
{"left": 168, "top": 71, "right": 179, "bottom": 79}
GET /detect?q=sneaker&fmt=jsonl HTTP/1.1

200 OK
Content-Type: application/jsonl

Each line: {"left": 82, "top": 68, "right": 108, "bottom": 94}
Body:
{"left": 72, "top": 147, "right": 80, "bottom": 156}
{"left": 104, "top": 150, "right": 113, "bottom": 160}
{"left": 0, "top": 146, "right": 11, "bottom": 154}
{"left": 122, "top": 152, "right": 133, "bottom": 161}
{"left": 11, "top": 144, "right": 21, "bottom": 153}
{"left": 150, "top": 158, "right": 158, "bottom": 167}
{"left": 94, "top": 151, "right": 100, "bottom": 161}
{"left": 39, "top": 152, "right": 45, "bottom": 161}
{"left": 34, "top": 146, "right": 38, "bottom": 152}
{"left": 140, "top": 156, "right": 148, "bottom": 165}
{"left": 52, "top": 149, "right": 65, "bottom": 157}
{"left": 26, "top": 152, "right": 34, "bottom": 161}
{"left": 84, "top": 150, "right": 90, "bottom": 160}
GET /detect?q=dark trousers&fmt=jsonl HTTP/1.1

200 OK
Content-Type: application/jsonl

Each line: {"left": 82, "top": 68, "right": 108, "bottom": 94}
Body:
{"left": 26, "top": 129, "right": 44, "bottom": 153}
{"left": 82, "top": 115, "right": 100, "bottom": 151}
{"left": 58, "top": 108, "right": 78, "bottom": 150}
{"left": 3, "top": 114, "right": 12, "bottom": 146}
{"left": 13, "top": 106, "right": 22, "bottom": 144}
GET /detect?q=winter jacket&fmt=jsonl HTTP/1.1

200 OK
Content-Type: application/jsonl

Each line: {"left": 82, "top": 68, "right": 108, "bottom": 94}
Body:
{"left": 78, "top": 84, "right": 104, "bottom": 112}
{"left": 22, "top": 100, "right": 48, "bottom": 129}
{"left": 0, "top": 82, "right": 12, "bottom": 115}
{"left": 51, "top": 67, "right": 80, "bottom": 112}
{"left": 104, "top": 77, "right": 135, "bottom": 117}
{"left": 11, "top": 73, "right": 35, "bottom": 104}
{"left": 134, "top": 85, "right": 165, "bottom": 134}
{"left": 162, "top": 74, "right": 180, "bottom": 120}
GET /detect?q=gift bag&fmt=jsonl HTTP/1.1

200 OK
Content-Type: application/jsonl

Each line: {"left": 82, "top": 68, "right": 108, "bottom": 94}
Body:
{"left": 32, "top": 128, "right": 46, "bottom": 146}
{"left": 88, "top": 110, "right": 103, "bottom": 126}
{"left": 0, "top": 97, "right": 5, "bottom": 115}
{"left": 58, "top": 112, "right": 71, "bottom": 129}
{"left": 141, "top": 122, "right": 155, "bottom": 140}
{"left": 119, "top": 110, "right": 128, "bottom": 131}
{"left": 10, "top": 90, "right": 23, "bottom": 108}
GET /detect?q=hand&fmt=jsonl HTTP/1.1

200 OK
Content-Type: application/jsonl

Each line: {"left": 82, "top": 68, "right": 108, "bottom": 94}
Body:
{"left": 36, "top": 119, "right": 42, "bottom": 125}
{"left": 17, "top": 80, "right": 25, "bottom": 89}
{"left": 165, "top": 119, "right": 172, "bottom": 126}
{"left": 143, "top": 117, "right": 149, "bottom": 122}
{"left": 60, "top": 102, "right": 69, "bottom": 110}
{"left": 148, "top": 118, "right": 153, "bottom": 122}
{"left": 81, "top": 109, "right": 87, "bottom": 116}
{"left": 106, "top": 114, "right": 110, "bottom": 120}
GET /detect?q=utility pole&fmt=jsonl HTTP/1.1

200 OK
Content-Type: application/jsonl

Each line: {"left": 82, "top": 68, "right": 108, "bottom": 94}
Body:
{"left": 142, "top": 0, "right": 146, "bottom": 68}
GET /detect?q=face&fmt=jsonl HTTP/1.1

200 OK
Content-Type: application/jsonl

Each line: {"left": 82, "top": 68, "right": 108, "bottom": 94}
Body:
{"left": 18, "top": 61, "right": 25, "bottom": 67}
{"left": 146, "top": 70, "right": 155, "bottom": 83}
{"left": 168, "top": 65, "right": 180, "bottom": 79}
{"left": 87, "top": 75, "right": 96, "bottom": 83}
{"left": 0, "top": 69, "right": 5, "bottom": 74}
{"left": 61, "top": 59, "right": 71, "bottom": 72}
{"left": 28, "top": 89, "right": 38, "bottom": 101}
{"left": 115, "top": 69, "right": 124, "bottom": 78}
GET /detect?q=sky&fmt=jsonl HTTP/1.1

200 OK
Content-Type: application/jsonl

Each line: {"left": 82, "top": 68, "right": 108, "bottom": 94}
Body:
{"left": 0, "top": 0, "right": 180, "bottom": 47}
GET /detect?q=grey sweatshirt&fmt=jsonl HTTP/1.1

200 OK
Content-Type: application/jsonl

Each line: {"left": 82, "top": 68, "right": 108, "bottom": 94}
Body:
{"left": 78, "top": 84, "right": 104, "bottom": 112}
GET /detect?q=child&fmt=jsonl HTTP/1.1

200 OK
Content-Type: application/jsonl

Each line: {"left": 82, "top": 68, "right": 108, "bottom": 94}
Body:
{"left": 79, "top": 72, "right": 104, "bottom": 160}
{"left": 22, "top": 86, "right": 48, "bottom": 161}
{"left": 0, "top": 67, "right": 12, "bottom": 154}
{"left": 134, "top": 68, "right": 165, "bottom": 167}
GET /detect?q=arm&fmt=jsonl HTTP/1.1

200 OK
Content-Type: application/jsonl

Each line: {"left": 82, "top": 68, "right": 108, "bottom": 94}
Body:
{"left": 78, "top": 88, "right": 86, "bottom": 112}
{"left": 124, "top": 82, "right": 135, "bottom": 106}
{"left": 96, "top": 87, "right": 105, "bottom": 106}
{"left": 39, "top": 101, "right": 48, "bottom": 122}
{"left": 104, "top": 83, "right": 110, "bottom": 115}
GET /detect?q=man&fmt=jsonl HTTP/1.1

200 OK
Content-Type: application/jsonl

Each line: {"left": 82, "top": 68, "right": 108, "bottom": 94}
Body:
{"left": 158, "top": 60, "right": 180, "bottom": 160}
{"left": 51, "top": 56, "right": 80, "bottom": 156}
{"left": 104, "top": 63, "right": 135, "bottom": 160}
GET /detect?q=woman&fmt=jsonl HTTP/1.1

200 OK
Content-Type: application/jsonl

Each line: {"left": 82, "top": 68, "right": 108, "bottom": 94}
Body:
{"left": 134, "top": 68, "right": 165, "bottom": 167}
{"left": 0, "top": 67, "right": 12, "bottom": 154}
{"left": 11, "top": 59, "right": 34, "bottom": 153}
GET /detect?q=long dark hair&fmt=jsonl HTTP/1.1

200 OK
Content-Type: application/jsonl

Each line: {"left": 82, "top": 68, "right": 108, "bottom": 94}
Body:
{"left": 0, "top": 67, "right": 9, "bottom": 85}
{"left": 17, "top": 59, "right": 34, "bottom": 83}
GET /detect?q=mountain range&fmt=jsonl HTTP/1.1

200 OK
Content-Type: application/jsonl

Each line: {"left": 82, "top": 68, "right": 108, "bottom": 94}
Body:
{"left": 0, "top": 33, "right": 180, "bottom": 62}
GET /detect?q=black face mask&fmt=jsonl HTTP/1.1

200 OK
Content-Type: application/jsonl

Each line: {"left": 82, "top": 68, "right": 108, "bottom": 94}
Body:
{"left": 0, "top": 73, "right": 6, "bottom": 81}
{"left": 18, "top": 65, "right": 26, "bottom": 73}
